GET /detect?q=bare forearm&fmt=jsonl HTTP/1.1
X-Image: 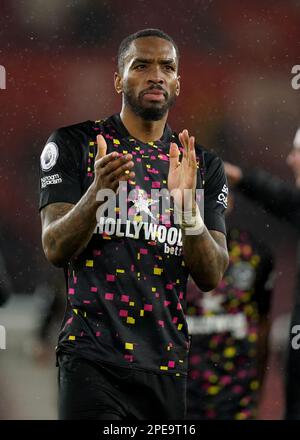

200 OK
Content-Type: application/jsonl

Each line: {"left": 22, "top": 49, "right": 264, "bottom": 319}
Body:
{"left": 42, "top": 184, "right": 100, "bottom": 266}
{"left": 41, "top": 142, "right": 135, "bottom": 267}
{"left": 182, "top": 228, "right": 228, "bottom": 291}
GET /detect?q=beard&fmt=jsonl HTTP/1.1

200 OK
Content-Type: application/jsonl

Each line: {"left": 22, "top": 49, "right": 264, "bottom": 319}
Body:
{"left": 123, "top": 87, "right": 176, "bottom": 121}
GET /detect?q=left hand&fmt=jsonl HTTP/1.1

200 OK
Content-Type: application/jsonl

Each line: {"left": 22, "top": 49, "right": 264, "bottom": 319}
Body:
{"left": 168, "top": 129, "right": 197, "bottom": 210}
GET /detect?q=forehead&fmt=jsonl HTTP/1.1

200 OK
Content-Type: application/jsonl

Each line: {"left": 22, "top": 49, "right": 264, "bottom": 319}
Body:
{"left": 125, "top": 37, "right": 177, "bottom": 63}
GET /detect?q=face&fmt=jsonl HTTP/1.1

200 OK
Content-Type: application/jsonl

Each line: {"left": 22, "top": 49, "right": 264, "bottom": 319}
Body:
{"left": 286, "top": 147, "right": 300, "bottom": 186}
{"left": 115, "top": 37, "right": 180, "bottom": 121}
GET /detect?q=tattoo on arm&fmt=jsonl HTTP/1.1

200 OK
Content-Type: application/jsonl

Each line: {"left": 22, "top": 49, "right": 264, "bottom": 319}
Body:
{"left": 41, "top": 203, "right": 74, "bottom": 258}
{"left": 41, "top": 186, "right": 100, "bottom": 266}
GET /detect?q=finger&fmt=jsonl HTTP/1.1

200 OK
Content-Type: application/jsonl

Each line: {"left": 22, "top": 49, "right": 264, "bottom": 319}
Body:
{"left": 100, "top": 154, "right": 133, "bottom": 176}
{"left": 169, "top": 142, "right": 180, "bottom": 171}
{"left": 181, "top": 129, "right": 190, "bottom": 149}
{"left": 190, "top": 147, "right": 197, "bottom": 170}
{"left": 112, "top": 171, "right": 135, "bottom": 192}
{"left": 108, "top": 160, "right": 134, "bottom": 181}
{"left": 96, "top": 134, "right": 108, "bottom": 161}
{"left": 180, "top": 129, "right": 191, "bottom": 159}
{"left": 178, "top": 131, "right": 187, "bottom": 148}
{"left": 189, "top": 134, "right": 195, "bottom": 150}
{"left": 188, "top": 136, "right": 196, "bottom": 167}
{"left": 183, "top": 129, "right": 190, "bottom": 146}
{"left": 95, "top": 151, "right": 119, "bottom": 168}
{"left": 119, "top": 171, "right": 135, "bottom": 182}
{"left": 178, "top": 133, "right": 187, "bottom": 159}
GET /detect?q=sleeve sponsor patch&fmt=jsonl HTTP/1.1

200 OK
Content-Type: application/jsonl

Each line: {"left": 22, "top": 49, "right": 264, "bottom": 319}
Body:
{"left": 216, "top": 184, "right": 228, "bottom": 209}
{"left": 41, "top": 173, "right": 62, "bottom": 188}
{"left": 40, "top": 142, "right": 59, "bottom": 171}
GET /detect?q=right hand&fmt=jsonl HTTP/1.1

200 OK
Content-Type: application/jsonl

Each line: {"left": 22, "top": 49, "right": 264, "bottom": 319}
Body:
{"left": 93, "top": 134, "right": 135, "bottom": 192}
{"left": 224, "top": 162, "right": 243, "bottom": 187}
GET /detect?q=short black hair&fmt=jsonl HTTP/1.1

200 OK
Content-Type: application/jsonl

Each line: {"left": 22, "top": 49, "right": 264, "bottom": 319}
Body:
{"left": 117, "top": 28, "right": 179, "bottom": 74}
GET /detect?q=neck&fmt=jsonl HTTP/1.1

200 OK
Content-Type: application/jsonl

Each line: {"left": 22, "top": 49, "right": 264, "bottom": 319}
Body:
{"left": 119, "top": 106, "right": 168, "bottom": 143}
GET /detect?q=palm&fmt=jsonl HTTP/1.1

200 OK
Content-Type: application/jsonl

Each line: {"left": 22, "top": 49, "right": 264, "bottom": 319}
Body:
{"left": 168, "top": 129, "right": 197, "bottom": 208}
{"left": 168, "top": 155, "right": 196, "bottom": 191}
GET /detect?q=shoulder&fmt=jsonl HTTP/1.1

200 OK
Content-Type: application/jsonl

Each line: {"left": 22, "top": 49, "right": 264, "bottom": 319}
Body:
{"left": 194, "top": 144, "right": 226, "bottom": 188}
{"left": 197, "top": 145, "right": 224, "bottom": 170}
{"left": 41, "top": 120, "right": 95, "bottom": 172}
{"left": 43, "top": 120, "right": 95, "bottom": 159}
{"left": 49, "top": 120, "right": 94, "bottom": 143}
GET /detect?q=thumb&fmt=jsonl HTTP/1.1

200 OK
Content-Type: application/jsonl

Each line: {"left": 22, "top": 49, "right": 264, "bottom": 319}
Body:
{"left": 169, "top": 142, "right": 180, "bottom": 171}
{"left": 95, "top": 134, "right": 107, "bottom": 161}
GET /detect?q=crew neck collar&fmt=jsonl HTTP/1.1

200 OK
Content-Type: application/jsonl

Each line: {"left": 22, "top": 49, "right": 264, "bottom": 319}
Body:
{"left": 109, "top": 113, "right": 173, "bottom": 144}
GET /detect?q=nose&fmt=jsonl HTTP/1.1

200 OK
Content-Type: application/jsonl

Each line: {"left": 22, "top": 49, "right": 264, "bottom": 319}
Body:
{"left": 147, "top": 65, "right": 165, "bottom": 85}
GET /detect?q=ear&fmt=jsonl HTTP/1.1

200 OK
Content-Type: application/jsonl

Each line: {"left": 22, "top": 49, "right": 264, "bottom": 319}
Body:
{"left": 175, "top": 75, "right": 181, "bottom": 96}
{"left": 114, "top": 72, "right": 123, "bottom": 94}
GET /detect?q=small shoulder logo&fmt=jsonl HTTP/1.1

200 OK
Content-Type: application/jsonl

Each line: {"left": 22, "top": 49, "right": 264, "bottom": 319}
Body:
{"left": 40, "top": 142, "right": 59, "bottom": 171}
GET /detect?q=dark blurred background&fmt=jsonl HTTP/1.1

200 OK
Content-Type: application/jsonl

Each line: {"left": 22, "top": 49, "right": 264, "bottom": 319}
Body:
{"left": 0, "top": 0, "right": 299, "bottom": 419}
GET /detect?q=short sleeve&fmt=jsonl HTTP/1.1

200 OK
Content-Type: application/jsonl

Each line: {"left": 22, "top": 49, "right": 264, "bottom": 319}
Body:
{"left": 39, "top": 128, "right": 82, "bottom": 211}
{"left": 202, "top": 152, "right": 228, "bottom": 235}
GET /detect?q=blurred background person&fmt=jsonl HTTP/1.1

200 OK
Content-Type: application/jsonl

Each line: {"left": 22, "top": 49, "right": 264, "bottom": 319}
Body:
{"left": 225, "top": 127, "right": 300, "bottom": 419}
{"left": 186, "top": 193, "right": 274, "bottom": 419}
{"left": 0, "top": 247, "right": 12, "bottom": 419}
{"left": 31, "top": 279, "right": 65, "bottom": 366}
{"left": 0, "top": 250, "right": 12, "bottom": 307}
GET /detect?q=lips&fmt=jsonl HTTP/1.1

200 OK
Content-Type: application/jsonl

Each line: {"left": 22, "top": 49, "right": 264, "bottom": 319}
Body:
{"left": 142, "top": 88, "right": 166, "bottom": 101}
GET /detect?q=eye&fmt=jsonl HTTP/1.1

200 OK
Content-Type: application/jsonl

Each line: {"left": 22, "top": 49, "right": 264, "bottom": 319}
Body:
{"left": 135, "top": 64, "right": 147, "bottom": 70}
{"left": 164, "top": 65, "right": 175, "bottom": 71}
